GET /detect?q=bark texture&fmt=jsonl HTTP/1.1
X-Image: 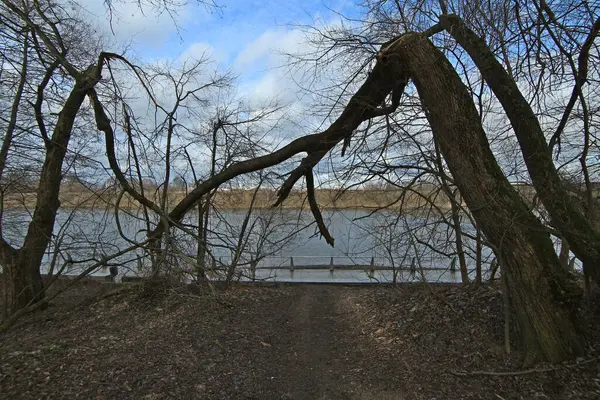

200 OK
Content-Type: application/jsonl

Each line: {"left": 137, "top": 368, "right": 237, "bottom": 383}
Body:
{"left": 388, "top": 33, "right": 584, "bottom": 363}
{"left": 0, "top": 80, "right": 89, "bottom": 315}
{"left": 440, "top": 14, "right": 600, "bottom": 285}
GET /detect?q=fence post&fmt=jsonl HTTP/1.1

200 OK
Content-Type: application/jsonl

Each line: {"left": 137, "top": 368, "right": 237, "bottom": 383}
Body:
{"left": 369, "top": 256, "right": 375, "bottom": 279}
{"left": 568, "top": 257, "right": 576, "bottom": 271}
{"left": 490, "top": 258, "right": 499, "bottom": 280}
{"left": 250, "top": 260, "right": 257, "bottom": 281}
{"left": 330, "top": 257, "right": 334, "bottom": 273}
{"left": 450, "top": 257, "right": 457, "bottom": 273}
{"left": 410, "top": 257, "right": 416, "bottom": 277}
{"left": 290, "top": 257, "right": 294, "bottom": 272}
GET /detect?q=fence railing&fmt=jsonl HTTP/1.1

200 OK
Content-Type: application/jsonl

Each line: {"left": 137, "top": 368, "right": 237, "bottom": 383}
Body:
{"left": 221, "top": 255, "right": 492, "bottom": 282}
{"left": 47, "top": 254, "right": 495, "bottom": 284}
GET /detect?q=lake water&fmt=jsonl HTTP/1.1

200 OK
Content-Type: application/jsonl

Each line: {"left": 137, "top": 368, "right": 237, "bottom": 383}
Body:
{"left": 2, "top": 208, "right": 494, "bottom": 283}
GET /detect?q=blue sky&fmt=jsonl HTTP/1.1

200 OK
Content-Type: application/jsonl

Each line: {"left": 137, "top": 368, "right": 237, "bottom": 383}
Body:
{"left": 150, "top": 0, "right": 357, "bottom": 61}
{"left": 81, "top": 0, "right": 358, "bottom": 72}
{"left": 72, "top": 0, "right": 365, "bottom": 184}
{"left": 75, "top": 0, "right": 363, "bottom": 116}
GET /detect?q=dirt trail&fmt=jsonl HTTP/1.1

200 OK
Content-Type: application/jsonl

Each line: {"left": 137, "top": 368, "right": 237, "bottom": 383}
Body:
{"left": 0, "top": 284, "right": 402, "bottom": 399}
{"left": 263, "top": 285, "right": 373, "bottom": 399}
{"left": 1, "top": 282, "right": 599, "bottom": 399}
{"left": 233, "top": 284, "right": 401, "bottom": 399}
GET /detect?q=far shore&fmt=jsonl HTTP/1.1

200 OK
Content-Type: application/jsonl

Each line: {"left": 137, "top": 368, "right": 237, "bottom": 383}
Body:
{"left": 4, "top": 186, "right": 456, "bottom": 212}
{"left": 3, "top": 184, "right": 537, "bottom": 213}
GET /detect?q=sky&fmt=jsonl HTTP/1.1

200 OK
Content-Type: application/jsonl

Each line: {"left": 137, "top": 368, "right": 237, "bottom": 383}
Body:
{"left": 69, "top": 0, "right": 368, "bottom": 186}
{"left": 76, "top": 0, "right": 360, "bottom": 106}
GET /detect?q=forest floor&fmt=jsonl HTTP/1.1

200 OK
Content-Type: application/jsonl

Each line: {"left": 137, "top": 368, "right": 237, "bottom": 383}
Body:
{"left": 1, "top": 280, "right": 599, "bottom": 399}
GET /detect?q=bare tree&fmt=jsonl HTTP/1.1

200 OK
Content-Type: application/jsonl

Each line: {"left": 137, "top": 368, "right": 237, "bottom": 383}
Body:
{"left": 90, "top": 51, "right": 299, "bottom": 285}
{"left": 87, "top": 8, "right": 586, "bottom": 362}
{"left": 2, "top": 0, "right": 595, "bottom": 364}
{"left": 0, "top": 0, "right": 111, "bottom": 315}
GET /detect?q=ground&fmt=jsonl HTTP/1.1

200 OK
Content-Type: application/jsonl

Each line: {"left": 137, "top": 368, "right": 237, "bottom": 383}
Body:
{"left": 1, "top": 281, "right": 599, "bottom": 399}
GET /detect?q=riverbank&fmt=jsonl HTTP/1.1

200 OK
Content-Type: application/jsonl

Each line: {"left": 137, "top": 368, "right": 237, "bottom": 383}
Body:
{"left": 3, "top": 186, "right": 459, "bottom": 212}
{"left": 1, "top": 281, "right": 598, "bottom": 399}
{"left": 2, "top": 183, "right": 540, "bottom": 212}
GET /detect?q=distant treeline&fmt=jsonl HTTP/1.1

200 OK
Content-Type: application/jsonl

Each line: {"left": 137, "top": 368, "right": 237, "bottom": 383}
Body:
{"left": 3, "top": 182, "right": 542, "bottom": 212}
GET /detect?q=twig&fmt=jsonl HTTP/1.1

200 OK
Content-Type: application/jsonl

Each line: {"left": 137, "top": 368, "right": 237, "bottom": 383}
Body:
{"left": 411, "top": 237, "right": 457, "bottom": 312}
{"left": 450, "top": 357, "right": 599, "bottom": 377}
{"left": 451, "top": 367, "right": 555, "bottom": 376}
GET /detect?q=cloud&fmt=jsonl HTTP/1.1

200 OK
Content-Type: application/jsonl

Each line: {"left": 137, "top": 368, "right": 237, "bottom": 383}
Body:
{"left": 230, "top": 18, "right": 353, "bottom": 132}
{"left": 174, "top": 41, "right": 223, "bottom": 66}
{"left": 234, "top": 29, "right": 296, "bottom": 68}
{"left": 72, "top": 0, "right": 210, "bottom": 55}
{"left": 234, "top": 27, "right": 311, "bottom": 92}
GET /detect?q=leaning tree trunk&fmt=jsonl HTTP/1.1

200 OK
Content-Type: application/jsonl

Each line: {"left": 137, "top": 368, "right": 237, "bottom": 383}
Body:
{"left": 195, "top": 199, "right": 207, "bottom": 281}
{"left": 0, "top": 81, "right": 89, "bottom": 316}
{"left": 440, "top": 14, "right": 600, "bottom": 286}
{"left": 386, "top": 33, "right": 584, "bottom": 364}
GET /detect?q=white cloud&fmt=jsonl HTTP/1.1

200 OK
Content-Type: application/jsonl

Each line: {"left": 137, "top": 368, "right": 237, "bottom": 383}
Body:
{"left": 233, "top": 27, "right": 306, "bottom": 71}
{"left": 177, "top": 41, "right": 221, "bottom": 64}
{"left": 231, "top": 20, "right": 351, "bottom": 136}
{"left": 234, "top": 30, "right": 291, "bottom": 68}
{"left": 233, "top": 28, "right": 309, "bottom": 105}
{"left": 71, "top": 0, "right": 208, "bottom": 51}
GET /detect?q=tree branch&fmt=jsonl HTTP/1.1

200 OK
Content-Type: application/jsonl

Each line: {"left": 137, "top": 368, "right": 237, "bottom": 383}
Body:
{"left": 88, "top": 89, "right": 163, "bottom": 217}
{"left": 305, "top": 168, "right": 334, "bottom": 246}
{"left": 548, "top": 17, "right": 600, "bottom": 153}
{"left": 157, "top": 55, "right": 408, "bottom": 237}
{"left": 31, "top": 59, "right": 60, "bottom": 146}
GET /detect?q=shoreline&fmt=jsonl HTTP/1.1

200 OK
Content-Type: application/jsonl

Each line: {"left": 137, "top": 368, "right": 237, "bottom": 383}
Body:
{"left": 3, "top": 186, "right": 460, "bottom": 213}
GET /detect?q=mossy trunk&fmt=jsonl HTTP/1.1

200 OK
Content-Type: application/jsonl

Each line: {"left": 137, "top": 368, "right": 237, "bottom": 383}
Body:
{"left": 389, "top": 33, "right": 584, "bottom": 363}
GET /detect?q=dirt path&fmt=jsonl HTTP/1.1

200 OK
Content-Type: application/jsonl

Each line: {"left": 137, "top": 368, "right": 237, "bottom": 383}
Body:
{"left": 264, "top": 285, "right": 373, "bottom": 399}
{"left": 0, "top": 284, "right": 401, "bottom": 399}
{"left": 1, "top": 282, "right": 599, "bottom": 399}
{"left": 228, "top": 285, "right": 401, "bottom": 399}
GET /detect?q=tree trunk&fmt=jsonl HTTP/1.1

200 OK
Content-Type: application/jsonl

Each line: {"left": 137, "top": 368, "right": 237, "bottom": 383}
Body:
{"left": 1, "top": 247, "right": 43, "bottom": 316}
{"left": 196, "top": 199, "right": 207, "bottom": 281}
{"left": 389, "top": 33, "right": 584, "bottom": 363}
{"left": 3, "top": 256, "right": 43, "bottom": 315}
{"left": 475, "top": 221, "right": 483, "bottom": 284}
{"left": 0, "top": 81, "right": 88, "bottom": 315}
{"left": 440, "top": 14, "right": 600, "bottom": 286}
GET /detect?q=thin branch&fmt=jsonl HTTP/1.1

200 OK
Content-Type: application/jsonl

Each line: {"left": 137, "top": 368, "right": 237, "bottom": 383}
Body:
{"left": 88, "top": 89, "right": 163, "bottom": 216}
{"left": 450, "top": 357, "right": 598, "bottom": 376}
{"left": 305, "top": 168, "right": 335, "bottom": 246}
{"left": 548, "top": 17, "right": 600, "bottom": 153}
{"left": 31, "top": 59, "right": 60, "bottom": 145}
